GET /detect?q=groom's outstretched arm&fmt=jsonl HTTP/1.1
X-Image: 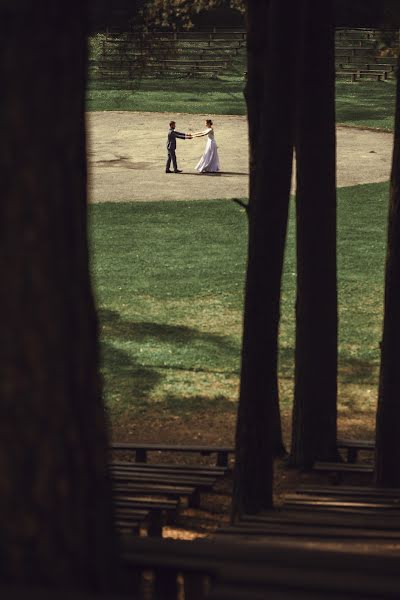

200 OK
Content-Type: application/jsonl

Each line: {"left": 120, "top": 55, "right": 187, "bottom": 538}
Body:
{"left": 174, "top": 131, "right": 187, "bottom": 139}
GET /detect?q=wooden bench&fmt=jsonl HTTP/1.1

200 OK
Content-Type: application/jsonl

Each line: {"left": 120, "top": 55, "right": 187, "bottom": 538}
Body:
{"left": 115, "top": 497, "right": 179, "bottom": 537}
{"left": 110, "top": 454, "right": 229, "bottom": 514}
{"left": 358, "top": 69, "right": 388, "bottom": 80}
{"left": 111, "top": 460, "right": 227, "bottom": 475}
{"left": 336, "top": 438, "right": 374, "bottom": 462}
{"left": 110, "top": 462, "right": 222, "bottom": 481}
{"left": 337, "top": 63, "right": 395, "bottom": 79}
{"left": 114, "top": 507, "right": 149, "bottom": 536}
{"left": 296, "top": 485, "right": 400, "bottom": 499}
{"left": 111, "top": 442, "right": 234, "bottom": 467}
{"left": 240, "top": 508, "right": 400, "bottom": 531}
{"left": 283, "top": 492, "right": 400, "bottom": 513}
{"left": 314, "top": 461, "right": 373, "bottom": 473}
{"left": 335, "top": 38, "right": 376, "bottom": 46}
{"left": 111, "top": 469, "right": 218, "bottom": 492}
{"left": 113, "top": 482, "right": 197, "bottom": 508}
{"left": 336, "top": 30, "right": 377, "bottom": 42}
{"left": 120, "top": 535, "right": 400, "bottom": 599}
{"left": 335, "top": 70, "right": 359, "bottom": 82}
{"left": 217, "top": 520, "right": 400, "bottom": 541}
{"left": 104, "top": 34, "right": 245, "bottom": 47}
{"left": 313, "top": 461, "right": 373, "bottom": 483}
{"left": 336, "top": 46, "right": 374, "bottom": 55}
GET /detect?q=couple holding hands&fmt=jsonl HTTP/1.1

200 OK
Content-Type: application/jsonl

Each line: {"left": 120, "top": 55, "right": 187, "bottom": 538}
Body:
{"left": 166, "top": 119, "right": 220, "bottom": 174}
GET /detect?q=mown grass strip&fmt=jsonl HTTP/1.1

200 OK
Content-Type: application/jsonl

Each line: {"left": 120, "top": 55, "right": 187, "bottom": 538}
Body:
{"left": 90, "top": 182, "right": 389, "bottom": 417}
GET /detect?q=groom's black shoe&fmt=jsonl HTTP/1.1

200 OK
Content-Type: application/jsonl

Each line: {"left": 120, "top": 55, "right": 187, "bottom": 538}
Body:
{"left": 165, "top": 170, "right": 173, "bottom": 173}
{"left": 174, "top": 169, "right": 182, "bottom": 173}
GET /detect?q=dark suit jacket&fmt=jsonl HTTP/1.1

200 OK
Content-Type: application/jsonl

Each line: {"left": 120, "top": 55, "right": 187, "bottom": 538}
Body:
{"left": 167, "top": 128, "right": 186, "bottom": 151}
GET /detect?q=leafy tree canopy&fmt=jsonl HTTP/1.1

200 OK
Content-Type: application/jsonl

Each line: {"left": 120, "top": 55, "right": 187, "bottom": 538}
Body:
{"left": 140, "top": 0, "right": 245, "bottom": 29}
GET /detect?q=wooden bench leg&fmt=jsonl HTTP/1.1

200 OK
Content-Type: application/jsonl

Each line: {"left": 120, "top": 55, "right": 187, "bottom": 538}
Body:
{"left": 217, "top": 451, "right": 228, "bottom": 468}
{"left": 153, "top": 568, "right": 179, "bottom": 600}
{"left": 188, "top": 489, "right": 201, "bottom": 509}
{"left": 136, "top": 448, "right": 147, "bottom": 463}
{"left": 148, "top": 509, "right": 163, "bottom": 538}
{"left": 347, "top": 448, "right": 358, "bottom": 463}
{"left": 184, "top": 572, "right": 210, "bottom": 600}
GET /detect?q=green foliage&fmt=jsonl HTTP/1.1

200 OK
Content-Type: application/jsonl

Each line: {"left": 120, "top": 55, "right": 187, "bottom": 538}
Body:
{"left": 140, "top": 0, "right": 245, "bottom": 29}
{"left": 88, "top": 33, "right": 106, "bottom": 61}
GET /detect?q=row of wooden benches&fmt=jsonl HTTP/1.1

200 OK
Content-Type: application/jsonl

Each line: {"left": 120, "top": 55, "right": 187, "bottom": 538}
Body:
{"left": 103, "top": 37, "right": 245, "bottom": 48}
{"left": 209, "top": 477, "right": 400, "bottom": 599}
{"left": 8, "top": 527, "right": 399, "bottom": 599}
{"left": 4, "top": 440, "right": 393, "bottom": 598}
{"left": 91, "top": 60, "right": 232, "bottom": 80}
{"left": 111, "top": 438, "right": 374, "bottom": 466}
{"left": 110, "top": 454, "right": 229, "bottom": 537}
{"left": 336, "top": 69, "right": 390, "bottom": 82}
{"left": 119, "top": 518, "right": 400, "bottom": 599}
{"left": 110, "top": 438, "right": 378, "bottom": 538}
{"left": 104, "top": 29, "right": 247, "bottom": 42}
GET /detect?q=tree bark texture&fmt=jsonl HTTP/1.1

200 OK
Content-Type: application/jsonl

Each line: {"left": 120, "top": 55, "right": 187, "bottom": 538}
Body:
{"left": 290, "top": 0, "right": 338, "bottom": 468}
{"left": 243, "top": 0, "right": 286, "bottom": 459}
{"left": 375, "top": 51, "right": 400, "bottom": 488}
{"left": 232, "top": 0, "right": 300, "bottom": 518}
{"left": 0, "top": 2, "right": 117, "bottom": 590}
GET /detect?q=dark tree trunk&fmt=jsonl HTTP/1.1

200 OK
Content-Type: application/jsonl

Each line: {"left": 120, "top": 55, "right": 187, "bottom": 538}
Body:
{"left": 0, "top": 3, "right": 117, "bottom": 591}
{"left": 290, "top": 0, "right": 338, "bottom": 469}
{"left": 244, "top": 1, "right": 286, "bottom": 459}
{"left": 375, "top": 51, "right": 400, "bottom": 488}
{"left": 232, "top": 0, "right": 299, "bottom": 518}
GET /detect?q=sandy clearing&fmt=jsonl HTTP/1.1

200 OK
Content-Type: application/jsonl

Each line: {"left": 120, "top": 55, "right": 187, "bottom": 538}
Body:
{"left": 87, "top": 111, "right": 393, "bottom": 203}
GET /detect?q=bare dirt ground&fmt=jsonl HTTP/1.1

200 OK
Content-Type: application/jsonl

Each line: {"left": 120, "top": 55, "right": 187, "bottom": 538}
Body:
{"left": 87, "top": 111, "right": 393, "bottom": 203}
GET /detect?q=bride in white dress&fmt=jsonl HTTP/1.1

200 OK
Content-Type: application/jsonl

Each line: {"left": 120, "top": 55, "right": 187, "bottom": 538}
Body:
{"left": 192, "top": 119, "right": 220, "bottom": 173}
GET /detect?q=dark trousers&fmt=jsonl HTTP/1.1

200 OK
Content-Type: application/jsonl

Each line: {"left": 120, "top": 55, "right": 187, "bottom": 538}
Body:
{"left": 166, "top": 149, "right": 178, "bottom": 172}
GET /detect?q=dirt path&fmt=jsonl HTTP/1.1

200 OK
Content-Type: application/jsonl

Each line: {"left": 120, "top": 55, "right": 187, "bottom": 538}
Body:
{"left": 87, "top": 111, "right": 393, "bottom": 203}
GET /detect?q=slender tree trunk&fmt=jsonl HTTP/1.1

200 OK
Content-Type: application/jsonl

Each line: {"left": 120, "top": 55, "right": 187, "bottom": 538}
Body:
{"left": 0, "top": 3, "right": 117, "bottom": 590}
{"left": 232, "top": 0, "right": 299, "bottom": 518}
{"left": 375, "top": 51, "right": 400, "bottom": 487}
{"left": 244, "top": 1, "right": 286, "bottom": 459}
{"left": 290, "top": 0, "right": 338, "bottom": 468}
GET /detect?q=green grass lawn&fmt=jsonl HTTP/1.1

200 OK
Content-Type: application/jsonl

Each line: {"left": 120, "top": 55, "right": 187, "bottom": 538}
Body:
{"left": 91, "top": 182, "right": 389, "bottom": 420}
{"left": 87, "top": 78, "right": 395, "bottom": 130}
{"left": 335, "top": 80, "right": 396, "bottom": 130}
{"left": 86, "top": 74, "right": 247, "bottom": 115}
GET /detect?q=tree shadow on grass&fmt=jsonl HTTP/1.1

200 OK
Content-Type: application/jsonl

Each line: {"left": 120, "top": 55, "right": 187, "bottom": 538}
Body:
{"left": 337, "top": 106, "right": 393, "bottom": 126}
{"left": 99, "top": 308, "right": 239, "bottom": 358}
{"left": 99, "top": 308, "right": 240, "bottom": 411}
{"left": 100, "top": 341, "right": 163, "bottom": 413}
{"left": 338, "top": 356, "right": 378, "bottom": 385}
{"left": 278, "top": 346, "right": 377, "bottom": 386}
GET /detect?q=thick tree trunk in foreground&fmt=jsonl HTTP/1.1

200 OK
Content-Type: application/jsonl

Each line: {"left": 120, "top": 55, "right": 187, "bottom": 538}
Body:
{"left": 290, "top": 0, "right": 338, "bottom": 468}
{"left": 244, "top": 0, "right": 286, "bottom": 459}
{"left": 375, "top": 51, "right": 400, "bottom": 487}
{"left": 0, "top": 3, "right": 116, "bottom": 590}
{"left": 232, "top": 0, "right": 299, "bottom": 518}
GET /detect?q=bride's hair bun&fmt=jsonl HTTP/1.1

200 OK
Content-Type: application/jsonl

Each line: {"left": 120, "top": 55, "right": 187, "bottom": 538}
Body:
{"left": 206, "top": 119, "right": 213, "bottom": 126}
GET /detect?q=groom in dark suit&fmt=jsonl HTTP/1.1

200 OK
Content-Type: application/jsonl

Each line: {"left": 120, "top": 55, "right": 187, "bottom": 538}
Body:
{"left": 166, "top": 121, "right": 191, "bottom": 173}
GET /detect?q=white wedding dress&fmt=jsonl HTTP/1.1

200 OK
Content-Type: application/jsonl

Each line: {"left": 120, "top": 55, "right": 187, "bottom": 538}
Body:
{"left": 195, "top": 128, "right": 220, "bottom": 173}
